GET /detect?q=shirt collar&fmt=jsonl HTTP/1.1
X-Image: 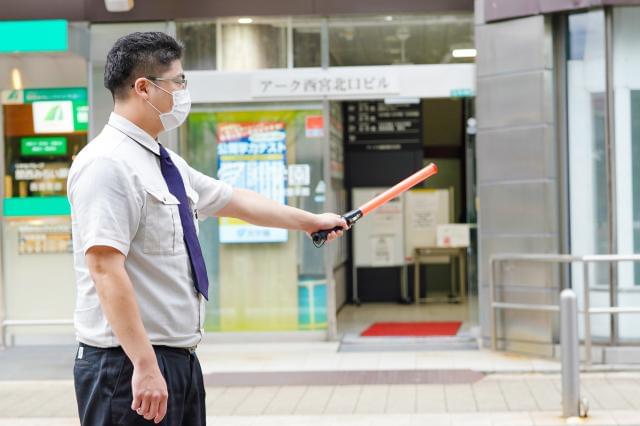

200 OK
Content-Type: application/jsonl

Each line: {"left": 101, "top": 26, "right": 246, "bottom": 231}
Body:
{"left": 107, "top": 112, "right": 160, "bottom": 156}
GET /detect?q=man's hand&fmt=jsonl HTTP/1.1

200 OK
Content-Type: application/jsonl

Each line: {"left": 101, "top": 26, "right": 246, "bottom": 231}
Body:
{"left": 305, "top": 213, "right": 348, "bottom": 243}
{"left": 131, "top": 359, "right": 168, "bottom": 424}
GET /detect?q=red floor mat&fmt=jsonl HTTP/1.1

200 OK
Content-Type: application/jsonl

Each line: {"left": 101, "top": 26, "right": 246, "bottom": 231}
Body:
{"left": 361, "top": 321, "right": 462, "bottom": 337}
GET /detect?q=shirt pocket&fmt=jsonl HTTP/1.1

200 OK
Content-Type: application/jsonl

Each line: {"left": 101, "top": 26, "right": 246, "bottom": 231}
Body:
{"left": 143, "top": 188, "right": 182, "bottom": 255}
{"left": 186, "top": 187, "right": 200, "bottom": 236}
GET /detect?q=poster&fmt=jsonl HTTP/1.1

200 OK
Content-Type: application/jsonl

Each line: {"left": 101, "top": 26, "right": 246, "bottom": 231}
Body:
{"left": 217, "top": 122, "right": 287, "bottom": 243}
{"left": 18, "top": 224, "right": 72, "bottom": 254}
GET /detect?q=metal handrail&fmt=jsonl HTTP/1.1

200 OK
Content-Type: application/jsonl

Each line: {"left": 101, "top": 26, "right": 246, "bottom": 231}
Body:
{"left": 1, "top": 319, "right": 74, "bottom": 347}
{"left": 489, "top": 253, "right": 640, "bottom": 365}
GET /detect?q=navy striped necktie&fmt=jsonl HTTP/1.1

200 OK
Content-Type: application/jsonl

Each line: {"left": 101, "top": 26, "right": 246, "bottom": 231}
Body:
{"left": 158, "top": 144, "right": 209, "bottom": 300}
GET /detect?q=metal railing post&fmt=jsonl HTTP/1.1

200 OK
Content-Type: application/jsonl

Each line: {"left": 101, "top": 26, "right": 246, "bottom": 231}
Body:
{"left": 561, "top": 288, "right": 580, "bottom": 418}
{"left": 490, "top": 258, "right": 497, "bottom": 351}
{"left": 582, "top": 261, "right": 592, "bottom": 366}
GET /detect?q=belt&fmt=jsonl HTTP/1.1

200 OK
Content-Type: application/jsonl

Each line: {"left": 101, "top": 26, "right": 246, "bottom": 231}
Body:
{"left": 79, "top": 342, "right": 197, "bottom": 355}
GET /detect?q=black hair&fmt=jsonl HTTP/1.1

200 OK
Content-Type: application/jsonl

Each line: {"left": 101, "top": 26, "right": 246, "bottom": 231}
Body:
{"left": 104, "top": 32, "right": 183, "bottom": 100}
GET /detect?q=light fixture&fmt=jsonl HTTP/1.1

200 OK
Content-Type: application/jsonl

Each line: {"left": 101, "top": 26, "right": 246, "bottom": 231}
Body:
{"left": 384, "top": 16, "right": 393, "bottom": 22}
{"left": 452, "top": 48, "right": 477, "bottom": 58}
{"left": 384, "top": 97, "right": 420, "bottom": 105}
{"left": 104, "top": 0, "right": 134, "bottom": 12}
{"left": 237, "top": 17, "right": 253, "bottom": 24}
{"left": 11, "top": 68, "right": 23, "bottom": 90}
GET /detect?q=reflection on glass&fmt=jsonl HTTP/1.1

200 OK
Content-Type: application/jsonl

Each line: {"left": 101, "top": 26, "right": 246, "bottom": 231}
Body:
{"left": 612, "top": 8, "right": 640, "bottom": 288}
{"left": 567, "top": 11, "right": 611, "bottom": 339}
{"left": 329, "top": 14, "right": 474, "bottom": 66}
{"left": 177, "top": 21, "right": 217, "bottom": 71}
{"left": 220, "top": 21, "right": 287, "bottom": 70}
{"left": 294, "top": 25, "right": 321, "bottom": 67}
{"left": 183, "top": 105, "right": 326, "bottom": 332}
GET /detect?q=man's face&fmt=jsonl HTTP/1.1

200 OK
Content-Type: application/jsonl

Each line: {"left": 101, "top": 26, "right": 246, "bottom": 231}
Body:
{"left": 144, "top": 59, "right": 186, "bottom": 116}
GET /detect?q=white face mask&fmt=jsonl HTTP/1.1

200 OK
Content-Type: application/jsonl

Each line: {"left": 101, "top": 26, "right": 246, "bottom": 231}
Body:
{"left": 145, "top": 79, "right": 191, "bottom": 132}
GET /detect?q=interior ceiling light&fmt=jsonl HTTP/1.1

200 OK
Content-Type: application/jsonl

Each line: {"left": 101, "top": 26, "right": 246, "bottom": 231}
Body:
{"left": 452, "top": 48, "right": 477, "bottom": 58}
{"left": 238, "top": 17, "right": 254, "bottom": 24}
{"left": 104, "top": 0, "right": 134, "bottom": 12}
{"left": 11, "top": 68, "right": 23, "bottom": 90}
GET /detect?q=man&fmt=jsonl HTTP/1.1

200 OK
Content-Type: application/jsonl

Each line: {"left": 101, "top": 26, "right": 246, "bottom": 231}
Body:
{"left": 68, "top": 32, "right": 346, "bottom": 426}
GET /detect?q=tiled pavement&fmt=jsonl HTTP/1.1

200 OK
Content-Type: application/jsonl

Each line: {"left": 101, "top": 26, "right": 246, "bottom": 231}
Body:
{"left": 2, "top": 373, "right": 640, "bottom": 424}
{"left": 1, "top": 343, "right": 640, "bottom": 425}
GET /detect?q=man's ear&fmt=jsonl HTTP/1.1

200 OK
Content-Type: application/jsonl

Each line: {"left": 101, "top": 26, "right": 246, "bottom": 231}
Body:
{"left": 132, "top": 77, "right": 150, "bottom": 100}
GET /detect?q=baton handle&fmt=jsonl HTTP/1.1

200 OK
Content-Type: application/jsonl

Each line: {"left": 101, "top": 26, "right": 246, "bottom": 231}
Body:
{"left": 311, "top": 209, "right": 362, "bottom": 248}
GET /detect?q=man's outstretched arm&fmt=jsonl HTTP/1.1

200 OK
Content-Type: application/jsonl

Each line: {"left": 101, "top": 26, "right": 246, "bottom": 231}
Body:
{"left": 216, "top": 188, "right": 347, "bottom": 242}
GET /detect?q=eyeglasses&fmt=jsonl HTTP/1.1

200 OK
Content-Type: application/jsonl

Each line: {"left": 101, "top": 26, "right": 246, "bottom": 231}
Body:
{"left": 129, "top": 75, "right": 188, "bottom": 90}
{"left": 146, "top": 75, "right": 188, "bottom": 88}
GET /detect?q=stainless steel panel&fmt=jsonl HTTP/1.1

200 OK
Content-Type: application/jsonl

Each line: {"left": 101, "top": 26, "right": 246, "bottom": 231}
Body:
{"left": 477, "top": 70, "right": 554, "bottom": 129}
{"left": 484, "top": 0, "right": 539, "bottom": 23}
{"left": 476, "top": 125, "right": 555, "bottom": 183}
{"left": 478, "top": 181, "right": 558, "bottom": 235}
{"left": 497, "top": 287, "right": 557, "bottom": 343}
{"left": 476, "top": 15, "right": 550, "bottom": 77}
{"left": 478, "top": 235, "right": 559, "bottom": 285}
{"left": 477, "top": 235, "right": 559, "bottom": 331}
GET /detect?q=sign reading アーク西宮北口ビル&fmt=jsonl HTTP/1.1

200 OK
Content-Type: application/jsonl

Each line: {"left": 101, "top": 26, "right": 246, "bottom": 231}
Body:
{"left": 251, "top": 70, "right": 399, "bottom": 99}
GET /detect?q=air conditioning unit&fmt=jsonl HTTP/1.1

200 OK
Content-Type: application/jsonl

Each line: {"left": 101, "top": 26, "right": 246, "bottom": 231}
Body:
{"left": 104, "top": 0, "right": 134, "bottom": 12}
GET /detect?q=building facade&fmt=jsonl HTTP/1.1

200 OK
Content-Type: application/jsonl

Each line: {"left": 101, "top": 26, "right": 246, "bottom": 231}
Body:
{"left": 1, "top": 0, "right": 639, "bottom": 360}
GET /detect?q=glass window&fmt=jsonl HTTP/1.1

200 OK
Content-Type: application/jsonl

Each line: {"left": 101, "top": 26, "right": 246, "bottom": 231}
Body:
{"left": 293, "top": 20, "right": 322, "bottom": 68}
{"left": 612, "top": 7, "right": 640, "bottom": 286}
{"left": 176, "top": 21, "right": 217, "bottom": 71}
{"left": 566, "top": 11, "right": 611, "bottom": 338}
{"left": 328, "top": 14, "right": 474, "bottom": 67}
{"left": 220, "top": 18, "right": 288, "bottom": 70}
{"left": 180, "top": 103, "right": 328, "bottom": 332}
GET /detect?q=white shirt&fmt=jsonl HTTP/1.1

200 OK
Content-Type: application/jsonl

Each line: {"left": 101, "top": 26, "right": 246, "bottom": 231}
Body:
{"left": 68, "top": 112, "right": 232, "bottom": 348}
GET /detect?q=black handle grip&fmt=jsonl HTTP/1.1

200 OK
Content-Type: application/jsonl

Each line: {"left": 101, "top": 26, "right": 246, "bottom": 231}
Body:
{"left": 311, "top": 227, "right": 344, "bottom": 247}
{"left": 310, "top": 209, "right": 363, "bottom": 248}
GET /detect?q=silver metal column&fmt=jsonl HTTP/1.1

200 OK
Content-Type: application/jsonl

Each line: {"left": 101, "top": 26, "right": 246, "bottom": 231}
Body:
{"left": 560, "top": 288, "right": 580, "bottom": 418}
{"left": 604, "top": 6, "right": 619, "bottom": 346}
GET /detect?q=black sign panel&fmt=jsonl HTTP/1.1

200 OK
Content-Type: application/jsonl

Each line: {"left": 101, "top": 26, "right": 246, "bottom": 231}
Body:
{"left": 344, "top": 101, "right": 422, "bottom": 146}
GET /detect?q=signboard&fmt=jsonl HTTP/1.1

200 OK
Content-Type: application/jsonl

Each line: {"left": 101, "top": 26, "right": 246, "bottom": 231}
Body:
{"left": 32, "top": 101, "right": 75, "bottom": 133}
{"left": 344, "top": 101, "right": 422, "bottom": 145}
{"left": 252, "top": 70, "right": 399, "bottom": 98}
{"left": 0, "top": 20, "right": 68, "bottom": 54}
{"left": 1, "top": 87, "right": 89, "bottom": 132}
{"left": 18, "top": 224, "right": 72, "bottom": 255}
{"left": 450, "top": 88, "right": 474, "bottom": 98}
{"left": 436, "top": 224, "right": 470, "bottom": 248}
{"left": 217, "top": 122, "right": 287, "bottom": 243}
{"left": 21, "top": 137, "right": 68, "bottom": 156}
{"left": 305, "top": 115, "right": 324, "bottom": 138}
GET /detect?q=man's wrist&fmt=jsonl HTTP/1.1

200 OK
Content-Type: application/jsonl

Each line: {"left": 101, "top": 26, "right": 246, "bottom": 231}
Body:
{"left": 297, "top": 210, "right": 318, "bottom": 233}
{"left": 130, "top": 346, "right": 157, "bottom": 369}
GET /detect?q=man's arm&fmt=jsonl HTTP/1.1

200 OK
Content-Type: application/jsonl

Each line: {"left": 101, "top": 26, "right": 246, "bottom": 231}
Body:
{"left": 85, "top": 246, "right": 167, "bottom": 424}
{"left": 216, "top": 188, "right": 347, "bottom": 241}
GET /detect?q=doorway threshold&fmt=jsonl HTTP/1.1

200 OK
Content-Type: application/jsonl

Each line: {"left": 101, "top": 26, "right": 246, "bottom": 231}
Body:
{"left": 338, "top": 332, "right": 479, "bottom": 352}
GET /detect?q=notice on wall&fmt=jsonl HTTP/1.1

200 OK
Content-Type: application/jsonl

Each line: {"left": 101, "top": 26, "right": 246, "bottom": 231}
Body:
{"left": 18, "top": 224, "right": 72, "bottom": 254}
{"left": 217, "top": 122, "right": 287, "bottom": 243}
{"left": 370, "top": 234, "right": 397, "bottom": 266}
{"left": 353, "top": 188, "right": 405, "bottom": 267}
{"left": 404, "top": 189, "right": 450, "bottom": 259}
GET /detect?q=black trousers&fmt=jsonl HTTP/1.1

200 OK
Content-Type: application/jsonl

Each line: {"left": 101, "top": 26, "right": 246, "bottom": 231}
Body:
{"left": 74, "top": 343, "right": 206, "bottom": 426}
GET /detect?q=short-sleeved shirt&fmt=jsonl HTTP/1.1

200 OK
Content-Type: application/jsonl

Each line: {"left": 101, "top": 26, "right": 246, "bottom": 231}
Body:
{"left": 68, "top": 112, "right": 232, "bottom": 348}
